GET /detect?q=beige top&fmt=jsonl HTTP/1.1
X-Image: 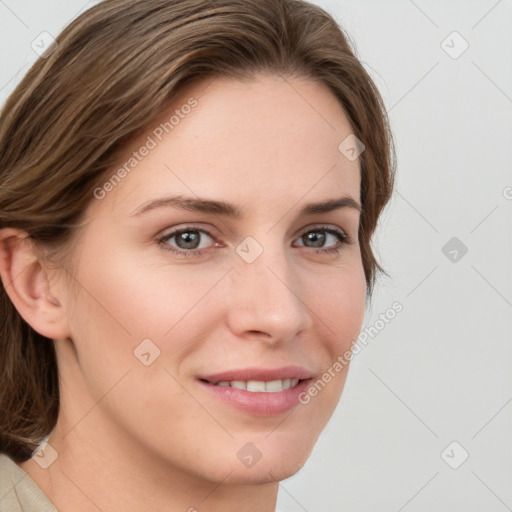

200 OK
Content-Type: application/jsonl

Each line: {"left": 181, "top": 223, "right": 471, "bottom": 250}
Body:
{"left": 0, "top": 453, "right": 57, "bottom": 512}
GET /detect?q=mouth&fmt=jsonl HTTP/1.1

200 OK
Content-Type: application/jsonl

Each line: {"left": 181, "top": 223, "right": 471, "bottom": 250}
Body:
{"left": 204, "top": 378, "right": 301, "bottom": 392}
{"left": 196, "top": 366, "right": 313, "bottom": 416}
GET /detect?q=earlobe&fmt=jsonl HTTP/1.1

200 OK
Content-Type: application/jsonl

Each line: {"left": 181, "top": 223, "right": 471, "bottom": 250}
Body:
{"left": 0, "top": 228, "right": 71, "bottom": 340}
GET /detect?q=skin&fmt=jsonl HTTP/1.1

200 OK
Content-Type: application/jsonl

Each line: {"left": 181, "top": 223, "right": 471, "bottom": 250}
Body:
{"left": 1, "top": 73, "right": 366, "bottom": 512}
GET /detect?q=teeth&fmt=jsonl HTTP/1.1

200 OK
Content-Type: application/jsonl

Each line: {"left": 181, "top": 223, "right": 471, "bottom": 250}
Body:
{"left": 213, "top": 379, "right": 299, "bottom": 392}
{"left": 247, "top": 380, "right": 266, "bottom": 392}
{"left": 265, "top": 379, "right": 285, "bottom": 392}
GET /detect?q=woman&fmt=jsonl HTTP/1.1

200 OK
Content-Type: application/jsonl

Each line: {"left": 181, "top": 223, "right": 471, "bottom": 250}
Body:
{"left": 0, "top": 0, "right": 394, "bottom": 510}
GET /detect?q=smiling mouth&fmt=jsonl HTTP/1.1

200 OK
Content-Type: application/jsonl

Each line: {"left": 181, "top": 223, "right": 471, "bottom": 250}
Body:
{"left": 197, "top": 367, "right": 314, "bottom": 416}
{"left": 200, "top": 378, "right": 301, "bottom": 392}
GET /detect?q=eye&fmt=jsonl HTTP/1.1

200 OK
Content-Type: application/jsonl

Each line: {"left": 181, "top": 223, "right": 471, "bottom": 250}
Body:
{"left": 157, "top": 225, "right": 352, "bottom": 258}
{"left": 158, "top": 227, "right": 216, "bottom": 255}
{"left": 293, "top": 226, "right": 351, "bottom": 253}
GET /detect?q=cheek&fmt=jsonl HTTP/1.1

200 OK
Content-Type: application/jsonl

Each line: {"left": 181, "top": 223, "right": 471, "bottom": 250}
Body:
{"left": 62, "top": 253, "right": 225, "bottom": 427}
{"left": 294, "top": 264, "right": 366, "bottom": 425}
{"left": 71, "top": 247, "right": 230, "bottom": 344}
{"left": 317, "top": 270, "right": 366, "bottom": 405}
{"left": 308, "top": 261, "right": 367, "bottom": 355}
{"left": 64, "top": 250, "right": 235, "bottom": 410}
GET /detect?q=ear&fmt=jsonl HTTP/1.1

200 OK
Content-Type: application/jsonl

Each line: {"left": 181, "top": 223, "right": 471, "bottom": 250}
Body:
{"left": 0, "top": 228, "right": 71, "bottom": 340}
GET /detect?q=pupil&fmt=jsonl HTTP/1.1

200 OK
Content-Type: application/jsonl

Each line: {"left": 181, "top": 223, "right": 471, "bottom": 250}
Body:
{"left": 304, "top": 231, "right": 325, "bottom": 247}
{"left": 176, "top": 231, "right": 200, "bottom": 249}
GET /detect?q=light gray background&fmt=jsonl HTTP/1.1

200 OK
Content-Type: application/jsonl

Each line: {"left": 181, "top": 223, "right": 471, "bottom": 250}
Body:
{"left": 1, "top": 1, "right": 511, "bottom": 511}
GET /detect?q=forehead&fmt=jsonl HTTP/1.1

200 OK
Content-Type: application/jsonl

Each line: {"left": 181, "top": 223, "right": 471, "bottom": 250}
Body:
{"left": 98, "top": 74, "right": 361, "bottom": 216}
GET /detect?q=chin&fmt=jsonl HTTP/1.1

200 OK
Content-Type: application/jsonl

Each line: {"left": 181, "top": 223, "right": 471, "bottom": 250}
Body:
{"left": 203, "top": 433, "right": 318, "bottom": 486}
{"left": 220, "top": 454, "right": 311, "bottom": 486}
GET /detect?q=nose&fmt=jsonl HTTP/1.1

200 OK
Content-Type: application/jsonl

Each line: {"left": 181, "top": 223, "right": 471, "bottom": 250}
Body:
{"left": 225, "top": 247, "right": 312, "bottom": 345}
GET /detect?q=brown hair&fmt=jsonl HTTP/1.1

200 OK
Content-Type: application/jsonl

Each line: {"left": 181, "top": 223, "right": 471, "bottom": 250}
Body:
{"left": 0, "top": 0, "right": 395, "bottom": 462}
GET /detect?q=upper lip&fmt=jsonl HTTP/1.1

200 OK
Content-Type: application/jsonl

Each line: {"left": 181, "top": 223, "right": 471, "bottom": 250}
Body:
{"left": 198, "top": 366, "right": 313, "bottom": 384}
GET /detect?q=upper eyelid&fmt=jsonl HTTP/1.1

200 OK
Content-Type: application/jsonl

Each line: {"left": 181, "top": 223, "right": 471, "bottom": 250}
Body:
{"left": 158, "top": 224, "right": 216, "bottom": 238}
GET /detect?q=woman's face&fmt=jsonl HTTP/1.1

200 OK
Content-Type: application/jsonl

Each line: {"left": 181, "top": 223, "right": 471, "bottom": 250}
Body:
{"left": 53, "top": 73, "right": 366, "bottom": 484}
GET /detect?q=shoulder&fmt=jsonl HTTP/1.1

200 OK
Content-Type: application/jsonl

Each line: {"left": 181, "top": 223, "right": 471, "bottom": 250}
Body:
{"left": 0, "top": 453, "right": 57, "bottom": 512}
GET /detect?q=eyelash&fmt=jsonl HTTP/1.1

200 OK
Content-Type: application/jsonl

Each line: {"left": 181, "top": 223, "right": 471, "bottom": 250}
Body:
{"left": 157, "top": 225, "right": 354, "bottom": 257}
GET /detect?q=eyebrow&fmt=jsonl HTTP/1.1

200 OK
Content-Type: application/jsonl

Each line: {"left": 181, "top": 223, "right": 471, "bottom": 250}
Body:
{"left": 131, "top": 195, "right": 362, "bottom": 218}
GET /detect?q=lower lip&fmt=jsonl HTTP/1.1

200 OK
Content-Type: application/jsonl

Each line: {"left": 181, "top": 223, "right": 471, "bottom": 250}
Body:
{"left": 197, "top": 379, "right": 312, "bottom": 416}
